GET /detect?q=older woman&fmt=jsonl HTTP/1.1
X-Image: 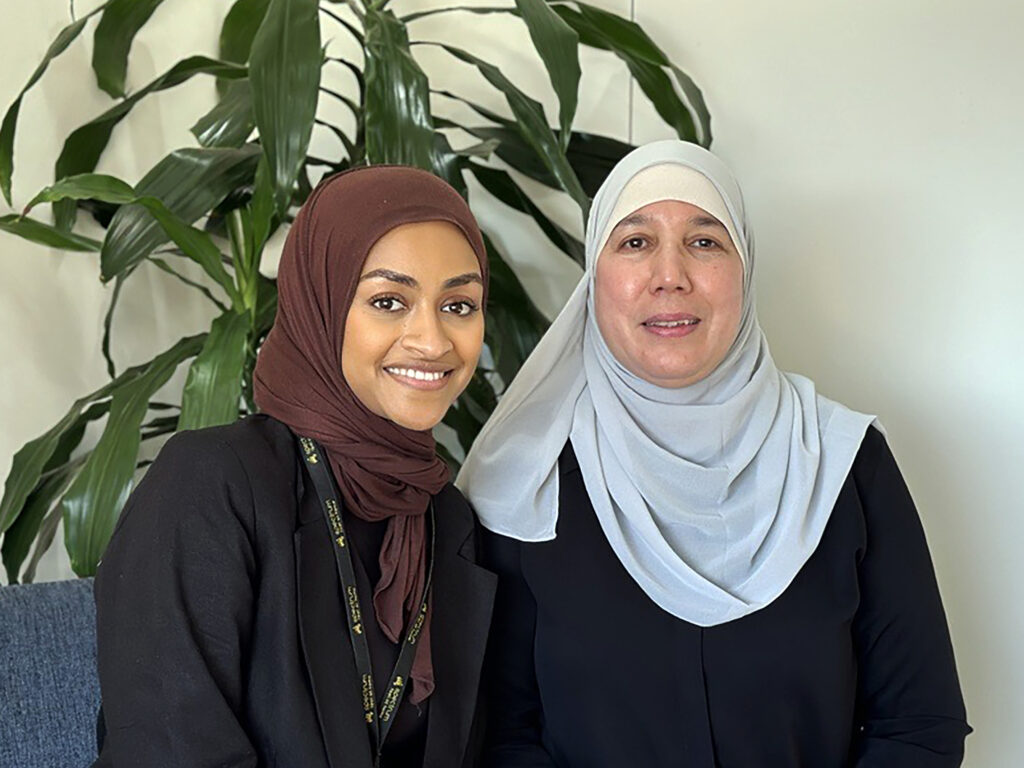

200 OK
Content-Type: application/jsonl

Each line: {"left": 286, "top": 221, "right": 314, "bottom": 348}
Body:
{"left": 458, "top": 141, "right": 969, "bottom": 766}
{"left": 93, "top": 166, "right": 496, "bottom": 767}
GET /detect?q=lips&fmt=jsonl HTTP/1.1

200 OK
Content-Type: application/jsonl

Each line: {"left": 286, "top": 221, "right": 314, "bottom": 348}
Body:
{"left": 641, "top": 313, "right": 701, "bottom": 337}
{"left": 642, "top": 313, "right": 700, "bottom": 327}
{"left": 383, "top": 364, "right": 454, "bottom": 391}
{"left": 385, "top": 367, "right": 448, "bottom": 382}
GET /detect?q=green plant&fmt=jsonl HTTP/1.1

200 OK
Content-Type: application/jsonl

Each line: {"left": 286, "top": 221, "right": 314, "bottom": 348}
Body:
{"left": 0, "top": 0, "right": 710, "bottom": 583}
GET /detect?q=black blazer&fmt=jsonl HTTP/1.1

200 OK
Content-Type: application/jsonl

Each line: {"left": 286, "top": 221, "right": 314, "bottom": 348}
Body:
{"left": 93, "top": 415, "right": 497, "bottom": 768}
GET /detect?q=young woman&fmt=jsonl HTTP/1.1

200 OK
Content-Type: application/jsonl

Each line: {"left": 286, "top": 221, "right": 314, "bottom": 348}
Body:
{"left": 460, "top": 141, "right": 970, "bottom": 766}
{"left": 93, "top": 166, "right": 496, "bottom": 768}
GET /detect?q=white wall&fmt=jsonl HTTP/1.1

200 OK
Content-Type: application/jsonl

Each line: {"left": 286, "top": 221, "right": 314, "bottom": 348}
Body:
{"left": 2, "top": 0, "right": 1021, "bottom": 764}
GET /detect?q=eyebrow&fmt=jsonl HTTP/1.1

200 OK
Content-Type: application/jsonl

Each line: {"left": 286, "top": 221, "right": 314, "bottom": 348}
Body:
{"left": 610, "top": 212, "right": 729, "bottom": 233}
{"left": 358, "top": 268, "right": 483, "bottom": 290}
{"left": 612, "top": 213, "right": 651, "bottom": 230}
{"left": 442, "top": 272, "right": 484, "bottom": 289}
{"left": 360, "top": 268, "right": 417, "bottom": 287}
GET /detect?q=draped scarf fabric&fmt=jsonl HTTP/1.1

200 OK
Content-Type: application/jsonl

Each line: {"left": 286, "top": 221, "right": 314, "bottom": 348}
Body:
{"left": 255, "top": 165, "right": 487, "bottom": 702}
{"left": 457, "top": 141, "right": 875, "bottom": 627}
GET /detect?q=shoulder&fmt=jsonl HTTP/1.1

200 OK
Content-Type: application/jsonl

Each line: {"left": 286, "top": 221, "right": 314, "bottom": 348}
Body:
{"left": 842, "top": 426, "right": 930, "bottom": 558}
{"left": 123, "top": 415, "right": 299, "bottom": 532}
{"left": 849, "top": 425, "right": 899, "bottom": 499}
{"left": 434, "top": 481, "right": 485, "bottom": 558}
{"left": 156, "top": 414, "right": 295, "bottom": 476}
{"left": 146, "top": 414, "right": 298, "bottom": 501}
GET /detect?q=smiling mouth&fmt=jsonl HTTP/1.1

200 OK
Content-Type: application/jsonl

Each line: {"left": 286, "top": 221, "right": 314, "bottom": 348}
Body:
{"left": 383, "top": 366, "right": 454, "bottom": 390}
{"left": 641, "top": 314, "right": 701, "bottom": 337}
{"left": 643, "top": 318, "right": 700, "bottom": 328}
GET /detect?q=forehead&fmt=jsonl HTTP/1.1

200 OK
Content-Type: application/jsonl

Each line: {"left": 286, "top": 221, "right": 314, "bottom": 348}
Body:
{"left": 612, "top": 200, "right": 729, "bottom": 233}
{"left": 594, "top": 163, "right": 744, "bottom": 262}
{"left": 361, "top": 220, "right": 481, "bottom": 281}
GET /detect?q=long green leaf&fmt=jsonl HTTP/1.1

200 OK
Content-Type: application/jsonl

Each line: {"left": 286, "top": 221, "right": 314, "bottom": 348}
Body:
{"left": 250, "top": 0, "right": 321, "bottom": 217}
{"left": 102, "top": 272, "right": 129, "bottom": 378}
{"left": 479, "top": 232, "right": 548, "bottom": 385}
{"left": 178, "top": 311, "right": 251, "bottom": 431}
{"left": 149, "top": 256, "right": 230, "bottom": 312}
{"left": 91, "top": 0, "right": 166, "bottom": 98}
{"left": 191, "top": 80, "right": 256, "bottom": 148}
{"left": 624, "top": 58, "right": 698, "bottom": 144}
{"left": 414, "top": 2, "right": 711, "bottom": 146}
{"left": 434, "top": 44, "right": 589, "bottom": 214}
{"left": 61, "top": 334, "right": 207, "bottom": 576}
{"left": 0, "top": 214, "right": 101, "bottom": 252}
{"left": 514, "top": 0, "right": 579, "bottom": 150}
{"left": 221, "top": 0, "right": 273, "bottom": 64}
{"left": 26, "top": 173, "right": 135, "bottom": 209}
{"left": 249, "top": 155, "right": 277, "bottom": 258}
{"left": 320, "top": 5, "right": 364, "bottom": 44}
{"left": 565, "top": 131, "right": 635, "bottom": 197}
{"left": 52, "top": 56, "right": 248, "bottom": 230}
{"left": 0, "top": 384, "right": 123, "bottom": 536}
{"left": 554, "top": 3, "right": 711, "bottom": 146}
{"left": 139, "top": 201, "right": 240, "bottom": 306}
{"left": 220, "top": 0, "right": 273, "bottom": 96}
{"left": 26, "top": 172, "right": 242, "bottom": 305}
{"left": 467, "top": 162, "right": 584, "bottom": 265}
{"left": 0, "top": 4, "right": 107, "bottom": 205}
{"left": 402, "top": 5, "right": 511, "bottom": 23}
{"left": 2, "top": 466, "right": 75, "bottom": 584}
{"left": 101, "top": 146, "right": 260, "bottom": 281}
{"left": 21, "top": 507, "right": 61, "bottom": 584}
{"left": 436, "top": 93, "right": 633, "bottom": 197}
{"left": 0, "top": 400, "right": 109, "bottom": 583}
{"left": 432, "top": 134, "right": 469, "bottom": 198}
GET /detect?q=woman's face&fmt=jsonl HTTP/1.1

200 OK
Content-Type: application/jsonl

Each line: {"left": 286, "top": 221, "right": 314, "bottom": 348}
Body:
{"left": 342, "top": 221, "right": 485, "bottom": 431}
{"left": 593, "top": 199, "right": 744, "bottom": 388}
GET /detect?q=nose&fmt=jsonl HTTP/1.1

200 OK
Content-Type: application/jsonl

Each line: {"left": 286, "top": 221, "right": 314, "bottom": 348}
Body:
{"left": 648, "top": 245, "right": 693, "bottom": 294}
{"left": 401, "top": 307, "right": 454, "bottom": 358}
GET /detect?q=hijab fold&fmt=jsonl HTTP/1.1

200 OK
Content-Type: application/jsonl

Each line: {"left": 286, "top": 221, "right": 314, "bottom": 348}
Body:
{"left": 255, "top": 166, "right": 487, "bottom": 702}
{"left": 457, "top": 141, "right": 875, "bottom": 627}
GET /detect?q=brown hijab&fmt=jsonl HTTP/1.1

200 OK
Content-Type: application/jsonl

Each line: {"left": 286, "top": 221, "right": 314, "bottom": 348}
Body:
{"left": 253, "top": 165, "right": 487, "bottom": 704}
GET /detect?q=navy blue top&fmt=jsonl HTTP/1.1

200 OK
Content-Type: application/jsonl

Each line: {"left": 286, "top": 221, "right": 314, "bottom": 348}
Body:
{"left": 482, "top": 427, "right": 969, "bottom": 767}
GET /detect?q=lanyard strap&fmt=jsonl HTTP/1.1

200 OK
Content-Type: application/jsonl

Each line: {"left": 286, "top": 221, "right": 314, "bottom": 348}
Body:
{"left": 298, "top": 435, "right": 434, "bottom": 764}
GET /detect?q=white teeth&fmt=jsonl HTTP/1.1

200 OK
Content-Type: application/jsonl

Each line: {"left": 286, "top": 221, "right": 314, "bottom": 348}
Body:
{"left": 646, "top": 319, "right": 699, "bottom": 327}
{"left": 386, "top": 367, "right": 447, "bottom": 381}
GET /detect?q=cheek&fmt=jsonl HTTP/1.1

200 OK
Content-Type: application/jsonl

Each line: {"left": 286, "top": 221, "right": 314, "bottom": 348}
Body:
{"left": 341, "top": 308, "right": 389, "bottom": 376}
{"left": 710, "top": 268, "right": 745, "bottom": 338}
{"left": 594, "top": 260, "right": 640, "bottom": 333}
{"left": 456, "top": 317, "right": 486, "bottom": 366}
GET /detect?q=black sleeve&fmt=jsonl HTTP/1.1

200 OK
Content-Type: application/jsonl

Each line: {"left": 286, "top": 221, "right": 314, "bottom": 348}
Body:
{"left": 850, "top": 429, "right": 971, "bottom": 766}
{"left": 92, "top": 431, "right": 259, "bottom": 768}
{"left": 480, "top": 530, "right": 558, "bottom": 768}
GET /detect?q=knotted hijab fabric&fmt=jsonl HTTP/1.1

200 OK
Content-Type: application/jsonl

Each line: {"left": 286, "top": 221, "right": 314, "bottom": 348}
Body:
{"left": 255, "top": 165, "right": 487, "bottom": 702}
{"left": 457, "top": 141, "right": 875, "bottom": 627}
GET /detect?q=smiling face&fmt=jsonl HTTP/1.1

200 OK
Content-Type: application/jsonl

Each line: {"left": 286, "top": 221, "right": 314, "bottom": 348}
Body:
{"left": 341, "top": 220, "right": 485, "bottom": 431}
{"left": 593, "top": 199, "right": 744, "bottom": 388}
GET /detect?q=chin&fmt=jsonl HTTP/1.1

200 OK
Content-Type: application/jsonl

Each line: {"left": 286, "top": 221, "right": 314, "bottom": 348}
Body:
{"left": 387, "top": 409, "right": 446, "bottom": 432}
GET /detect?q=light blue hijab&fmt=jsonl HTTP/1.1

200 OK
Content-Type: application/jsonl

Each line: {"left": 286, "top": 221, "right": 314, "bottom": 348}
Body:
{"left": 457, "top": 141, "right": 875, "bottom": 626}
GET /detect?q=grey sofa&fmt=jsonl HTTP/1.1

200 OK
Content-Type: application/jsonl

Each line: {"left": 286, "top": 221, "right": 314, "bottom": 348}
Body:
{"left": 0, "top": 578, "right": 99, "bottom": 768}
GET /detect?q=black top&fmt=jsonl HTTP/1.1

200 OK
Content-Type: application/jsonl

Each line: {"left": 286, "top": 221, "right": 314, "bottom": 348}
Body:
{"left": 92, "top": 415, "right": 496, "bottom": 768}
{"left": 482, "top": 427, "right": 970, "bottom": 767}
{"left": 345, "top": 511, "right": 429, "bottom": 764}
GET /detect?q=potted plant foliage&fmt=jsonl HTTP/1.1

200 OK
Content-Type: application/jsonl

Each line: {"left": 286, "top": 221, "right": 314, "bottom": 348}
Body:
{"left": 0, "top": 0, "right": 710, "bottom": 582}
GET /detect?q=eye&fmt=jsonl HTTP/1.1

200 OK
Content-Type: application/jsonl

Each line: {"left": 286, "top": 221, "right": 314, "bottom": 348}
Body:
{"left": 689, "top": 236, "right": 727, "bottom": 253}
{"left": 369, "top": 295, "right": 407, "bottom": 312}
{"left": 618, "top": 234, "right": 650, "bottom": 251}
{"left": 442, "top": 299, "right": 480, "bottom": 317}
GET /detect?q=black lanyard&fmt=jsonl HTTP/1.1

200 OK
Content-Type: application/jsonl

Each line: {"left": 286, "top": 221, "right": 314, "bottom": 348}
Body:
{"left": 297, "top": 434, "right": 434, "bottom": 766}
